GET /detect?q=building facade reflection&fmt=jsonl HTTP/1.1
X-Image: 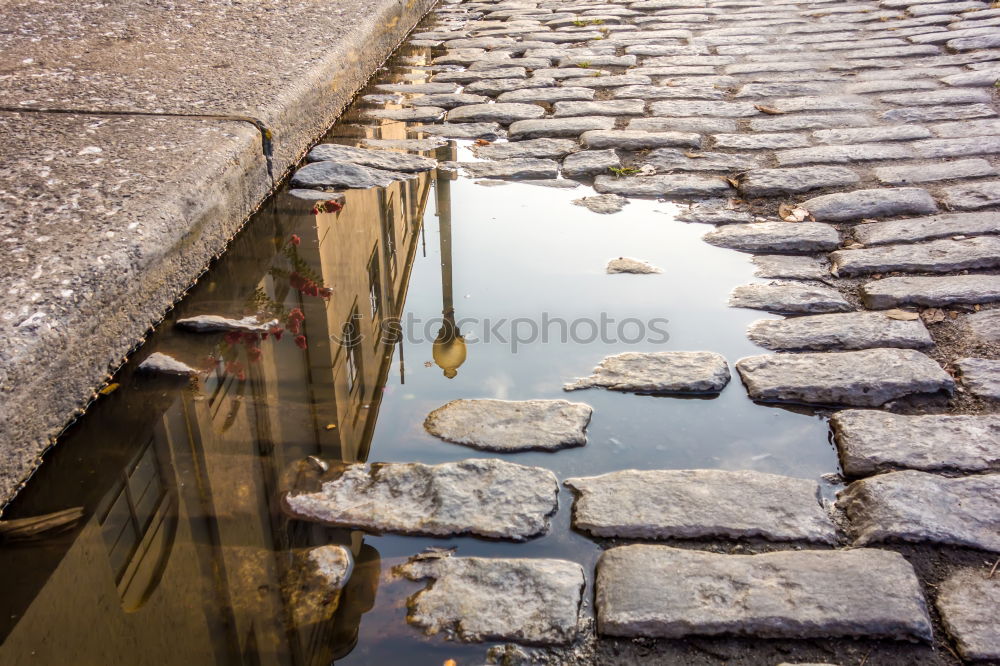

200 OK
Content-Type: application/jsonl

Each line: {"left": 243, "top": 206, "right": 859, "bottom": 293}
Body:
{"left": 0, "top": 130, "right": 457, "bottom": 664}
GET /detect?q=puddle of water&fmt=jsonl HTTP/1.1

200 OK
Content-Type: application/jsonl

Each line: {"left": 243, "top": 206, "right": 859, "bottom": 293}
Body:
{"left": 0, "top": 42, "right": 839, "bottom": 666}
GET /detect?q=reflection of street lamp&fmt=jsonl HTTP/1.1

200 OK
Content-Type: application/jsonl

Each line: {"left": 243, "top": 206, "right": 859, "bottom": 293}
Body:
{"left": 431, "top": 161, "right": 466, "bottom": 379}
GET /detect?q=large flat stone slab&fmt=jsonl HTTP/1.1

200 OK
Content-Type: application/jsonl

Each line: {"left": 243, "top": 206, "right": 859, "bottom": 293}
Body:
{"left": 564, "top": 351, "right": 730, "bottom": 394}
{"left": 739, "top": 166, "right": 861, "bottom": 197}
{"left": 398, "top": 555, "right": 584, "bottom": 645}
{"left": 423, "top": 399, "right": 592, "bottom": 452}
{"left": 471, "top": 138, "right": 579, "bottom": 160}
{"left": 729, "top": 282, "right": 853, "bottom": 314}
{"left": 508, "top": 117, "right": 616, "bottom": 140}
{"left": 956, "top": 357, "right": 1000, "bottom": 399}
{"left": 831, "top": 237, "right": 1000, "bottom": 275}
{"left": 284, "top": 458, "right": 559, "bottom": 541}
{"left": 748, "top": 311, "right": 933, "bottom": 351}
{"left": 736, "top": 349, "right": 954, "bottom": 406}
{"left": 704, "top": 222, "right": 841, "bottom": 254}
{"left": 441, "top": 158, "right": 558, "bottom": 179}
{"left": 837, "top": 471, "right": 1000, "bottom": 551}
{"left": 595, "top": 545, "right": 932, "bottom": 640}
{"left": 800, "top": 188, "right": 938, "bottom": 222}
{"left": 752, "top": 255, "right": 832, "bottom": 281}
{"left": 306, "top": 143, "right": 436, "bottom": 172}
{"left": 564, "top": 469, "right": 837, "bottom": 543}
{"left": 936, "top": 571, "right": 1000, "bottom": 662}
{"left": 831, "top": 410, "right": 1000, "bottom": 476}
{"left": 861, "top": 275, "right": 1000, "bottom": 308}
{"left": 291, "top": 161, "right": 413, "bottom": 189}
{"left": 851, "top": 212, "right": 1000, "bottom": 246}
{"left": 593, "top": 174, "right": 732, "bottom": 198}
{"left": 446, "top": 102, "right": 546, "bottom": 124}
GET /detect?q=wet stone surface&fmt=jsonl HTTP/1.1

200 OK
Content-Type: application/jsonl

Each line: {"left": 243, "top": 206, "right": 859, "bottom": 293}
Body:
{"left": 398, "top": 554, "right": 585, "bottom": 646}
{"left": 564, "top": 351, "right": 730, "bottom": 394}
{"left": 831, "top": 410, "right": 1000, "bottom": 477}
{"left": 137, "top": 352, "right": 197, "bottom": 376}
{"left": 596, "top": 546, "right": 932, "bottom": 640}
{"left": 729, "top": 282, "right": 853, "bottom": 315}
{"left": 837, "top": 471, "right": 1000, "bottom": 552}
{"left": 565, "top": 469, "right": 837, "bottom": 543}
{"left": 306, "top": 143, "right": 436, "bottom": 172}
{"left": 284, "top": 458, "right": 559, "bottom": 541}
{"left": 704, "top": 222, "right": 841, "bottom": 254}
{"left": 747, "top": 312, "right": 933, "bottom": 352}
{"left": 572, "top": 193, "right": 628, "bottom": 215}
{"left": 423, "top": 399, "right": 592, "bottom": 452}
{"left": 736, "top": 349, "right": 954, "bottom": 407}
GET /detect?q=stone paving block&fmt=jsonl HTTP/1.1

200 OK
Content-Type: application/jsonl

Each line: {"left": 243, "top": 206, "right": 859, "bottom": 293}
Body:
{"left": 942, "top": 68, "right": 1000, "bottom": 87}
{"left": 729, "top": 282, "right": 853, "bottom": 315}
{"left": 767, "top": 95, "right": 875, "bottom": 113}
{"left": 441, "top": 158, "right": 558, "bottom": 179}
{"left": 942, "top": 180, "right": 1000, "bottom": 210}
{"left": 552, "top": 100, "right": 645, "bottom": 118}
{"left": 291, "top": 161, "right": 414, "bottom": 189}
{"left": 644, "top": 148, "right": 761, "bottom": 173}
{"left": 562, "top": 149, "right": 621, "bottom": 178}
{"left": 571, "top": 74, "right": 654, "bottom": 88}
{"left": 862, "top": 274, "right": 1000, "bottom": 308}
{"left": 712, "top": 133, "right": 811, "bottom": 150}
{"left": 564, "top": 351, "right": 730, "bottom": 394}
{"left": 851, "top": 211, "right": 1000, "bottom": 245}
{"left": 831, "top": 237, "right": 1000, "bottom": 276}
{"left": 508, "top": 117, "right": 615, "bottom": 139}
{"left": 593, "top": 174, "right": 732, "bottom": 198}
{"left": 471, "top": 138, "right": 579, "bottom": 160}
{"left": 882, "top": 103, "right": 997, "bottom": 123}
{"left": 801, "top": 188, "right": 938, "bottom": 222}
{"left": 967, "top": 309, "right": 1000, "bottom": 342}
{"left": 630, "top": 117, "right": 738, "bottom": 133}
{"left": 423, "top": 399, "right": 592, "bottom": 452}
{"left": 306, "top": 144, "right": 436, "bottom": 172}
{"left": 949, "top": 34, "right": 1000, "bottom": 50}
{"left": 137, "top": 352, "right": 197, "bottom": 376}
{"left": 739, "top": 166, "right": 861, "bottom": 197}
{"left": 957, "top": 357, "right": 1000, "bottom": 399}
{"left": 434, "top": 68, "right": 529, "bottom": 84}
{"left": 403, "top": 93, "right": 490, "bottom": 109}
{"left": 845, "top": 79, "right": 939, "bottom": 94}
{"left": 736, "top": 348, "right": 954, "bottom": 407}
{"left": 875, "top": 158, "right": 996, "bottom": 185}
{"left": 376, "top": 82, "right": 459, "bottom": 94}
{"left": 284, "top": 458, "right": 559, "bottom": 540}
{"left": 911, "top": 136, "right": 1000, "bottom": 159}
{"left": 613, "top": 85, "right": 726, "bottom": 100}
{"left": 748, "top": 312, "right": 933, "bottom": 352}
{"left": 734, "top": 82, "right": 834, "bottom": 98}
{"left": 837, "top": 470, "right": 1000, "bottom": 551}
{"left": 564, "top": 469, "right": 837, "bottom": 542}
{"left": 749, "top": 114, "right": 875, "bottom": 132}
{"left": 831, "top": 410, "right": 1000, "bottom": 476}
{"left": 936, "top": 571, "right": 1000, "bottom": 662}
{"left": 606, "top": 256, "right": 661, "bottom": 273}
{"left": 446, "top": 102, "right": 545, "bottom": 123}
{"left": 558, "top": 54, "right": 637, "bottom": 67}
{"left": 398, "top": 555, "right": 584, "bottom": 645}
{"left": 704, "top": 222, "right": 841, "bottom": 254}
{"left": 812, "top": 125, "right": 931, "bottom": 145}
{"left": 677, "top": 205, "right": 754, "bottom": 225}
{"left": 595, "top": 545, "right": 932, "bottom": 640}
{"left": 752, "top": 255, "right": 831, "bottom": 281}
{"left": 496, "top": 86, "right": 597, "bottom": 103}
{"left": 581, "top": 130, "right": 701, "bottom": 150}
{"left": 649, "top": 100, "right": 760, "bottom": 117}
{"left": 465, "top": 78, "right": 559, "bottom": 96}
{"left": 775, "top": 143, "right": 915, "bottom": 167}
{"left": 882, "top": 88, "right": 993, "bottom": 106}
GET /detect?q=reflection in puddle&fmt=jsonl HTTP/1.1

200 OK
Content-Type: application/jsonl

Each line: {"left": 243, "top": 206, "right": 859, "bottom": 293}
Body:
{"left": 0, "top": 43, "right": 839, "bottom": 666}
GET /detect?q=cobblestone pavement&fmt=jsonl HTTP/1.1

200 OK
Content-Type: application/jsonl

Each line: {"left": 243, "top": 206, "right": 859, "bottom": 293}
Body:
{"left": 287, "top": 0, "right": 1000, "bottom": 662}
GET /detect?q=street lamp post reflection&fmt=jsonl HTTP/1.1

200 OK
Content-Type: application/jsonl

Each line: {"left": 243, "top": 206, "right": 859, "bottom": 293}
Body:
{"left": 431, "top": 160, "right": 466, "bottom": 379}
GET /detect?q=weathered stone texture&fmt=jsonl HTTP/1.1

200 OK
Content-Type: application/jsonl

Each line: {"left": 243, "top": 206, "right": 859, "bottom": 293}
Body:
{"left": 704, "top": 222, "right": 841, "bottom": 254}
{"left": 957, "top": 357, "right": 1000, "bottom": 399}
{"left": 862, "top": 275, "right": 1000, "bottom": 308}
{"left": 729, "top": 282, "right": 853, "bottom": 315}
{"left": 423, "top": 399, "right": 592, "bottom": 452}
{"left": 564, "top": 351, "right": 730, "bottom": 394}
{"left": 748, "top": 312, "right": 932, "bottom": 352}
{"left": 851, "top": 212, "right": 1000, "bottom": 246}
{"left": 936, "top": 571, "right": 1000, "bottom": 662}
{"left": 831, "top": 237, "right": 1000, "bottom": 276}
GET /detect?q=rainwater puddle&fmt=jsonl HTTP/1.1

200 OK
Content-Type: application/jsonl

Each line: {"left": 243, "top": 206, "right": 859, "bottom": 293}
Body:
{"left": 0, "top": 43, "right": 838, "bottom": 666}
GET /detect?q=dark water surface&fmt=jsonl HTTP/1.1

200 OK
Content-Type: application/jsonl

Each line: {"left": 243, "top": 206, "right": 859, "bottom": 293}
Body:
{"left": 0, "top": 40, "right": 840, "bottom": 666}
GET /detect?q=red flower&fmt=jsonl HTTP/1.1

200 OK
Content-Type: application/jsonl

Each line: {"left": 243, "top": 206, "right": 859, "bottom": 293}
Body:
{"left": 288, "top": 308, "right": 305, "bottom": 323}
{"left": 287, "top": 320, "right": 300, "bottom": 335}
{"left": 310, "top": 206, "right": 319, "bottom": 215}
{"left": 247, "top": 345, "right": 263, "bottom": 362}
{"left": 224, "top": 331, "right": 242, "bottom": 346}
{"left": 290, "top": 234, "right": 301, "bottom": 246}
{"left": 294, "top": 335, "right": 308, "bottom": 350}
{"left": 326, "top": 199, "right": 343, "bottom": 213}
{"left": 269, "top": 325, "right": 284, "bottom": 341}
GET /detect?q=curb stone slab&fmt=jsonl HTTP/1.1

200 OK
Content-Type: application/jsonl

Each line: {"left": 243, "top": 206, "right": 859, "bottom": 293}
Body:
{"left": 398, "top": 555, "right": 585, "bottom": 645}
{"left": 747, "top": 311, "right": 933, "bottom": 351}
{"left": 283, "top": 458, "right": 559, "bottom": 541}
{"left": 831, "top": 410, "right": 1000, "bottom": 476}
{"left": 729, "top": 282, "right": 853, "bottom": 314}
{"left": 704, "top": 222, "right": 841, "bottom": 254}
{"left": 564, "top": 351, "right": 730, "bottom": 394}
{"left": 935, "top": 571, "right": 1000, "bottom": 662}
{"left": 423, "top": 399, "right": 592, "bottom": 452}
{"left": 861, "top": 275, "right": 1000, "bottom": 308}
{"left": 956, "top": 357, "right": 1000, "bottom": 399}
{"left": 736, "top": 348, "right": 954, "bottom": 407}
{"left": 564, "top": 469, "right": 837, "bottom": 543}
{"left": 595, "top": 545, "right": 932, "bottom": 640}
{"left": 837, "top": 471, "right": 1000, "bottom": 552}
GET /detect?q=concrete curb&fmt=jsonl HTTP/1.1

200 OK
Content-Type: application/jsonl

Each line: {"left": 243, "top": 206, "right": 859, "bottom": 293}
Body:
{"left": 0, "top": 0, "right": 438, "bottom": 503}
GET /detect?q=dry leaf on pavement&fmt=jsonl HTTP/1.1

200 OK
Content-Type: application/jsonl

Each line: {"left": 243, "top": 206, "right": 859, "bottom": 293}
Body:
{"left": 885, "top": 309, "right": 920, "bottom": 321}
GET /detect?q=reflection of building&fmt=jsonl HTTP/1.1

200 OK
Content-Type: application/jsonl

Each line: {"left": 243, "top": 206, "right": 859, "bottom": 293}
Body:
{"left": 0, "top": 136, "right": 451, "bottom": 664}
